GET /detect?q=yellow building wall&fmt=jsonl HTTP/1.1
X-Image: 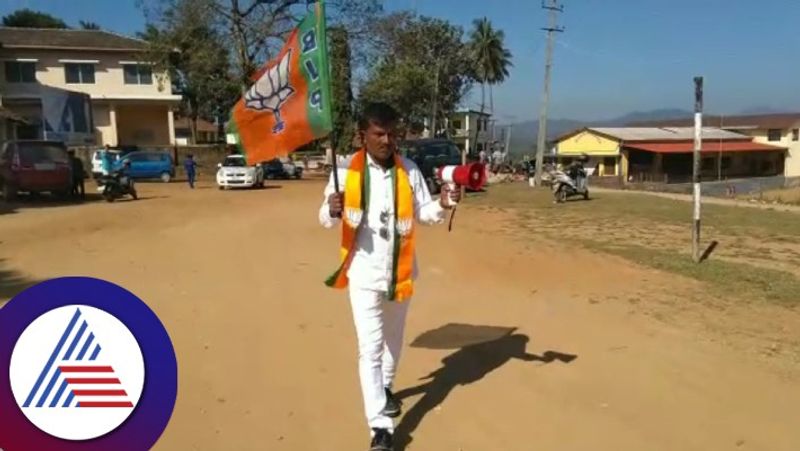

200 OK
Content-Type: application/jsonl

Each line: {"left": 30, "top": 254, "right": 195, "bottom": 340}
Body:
{"left": 92, "top": 103, "right": 116, "bottom": 146}
{"left": 116, "top": 104, "right": 171, "bottom": 146}
{"left": 743, "top": 128, "right": 800, "bottom": 177}
{"left": 557, "top": 130, "right": 620, "bottom": 156}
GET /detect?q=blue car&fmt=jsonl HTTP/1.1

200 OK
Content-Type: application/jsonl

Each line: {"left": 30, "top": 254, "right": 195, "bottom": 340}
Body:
{"left": 115, "top": 151, "right": 175, "bottom": 183}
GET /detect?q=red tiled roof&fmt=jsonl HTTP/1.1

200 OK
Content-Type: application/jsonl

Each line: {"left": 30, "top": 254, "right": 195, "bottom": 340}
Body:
{"left": 625, "top": 141, "right": 786, "bottom": 154}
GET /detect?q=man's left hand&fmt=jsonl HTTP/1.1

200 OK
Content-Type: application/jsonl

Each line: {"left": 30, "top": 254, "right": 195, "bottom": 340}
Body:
{"left": 439, "top": 185, "right": 461, "bottom": 209}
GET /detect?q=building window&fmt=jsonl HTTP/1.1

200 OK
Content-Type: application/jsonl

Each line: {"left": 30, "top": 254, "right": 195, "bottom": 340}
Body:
{"left": 65, "top": 63, "right": 95, "bottom": 84}
{"left": 721, "top": 156, "right": 732, "bottom": 170}
{"left": 767, "top": 129, "right": 782, "bottom": 142}
{"left": 123, "top": 64, "right": 153, "bottom": 85}
{"left": 602, "top": 157, "right": 616, "bottom": 176}
{"left": 702, "top": 157, "right": 716, "bottom": 171}
{"left": 4, "top": 61, "right": 36, "bottom": 83}
{"left": 452, "top": 119, "right": 462, "bottom": 129}
{"left": 793, "top": 128, "right": 799, "bottom": 141}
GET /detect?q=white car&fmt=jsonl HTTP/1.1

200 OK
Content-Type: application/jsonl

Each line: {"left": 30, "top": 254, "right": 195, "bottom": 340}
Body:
{"left": 91, "top": 149, "right": 121, "bottom": 178}
{"left": 216, "top": 155, "right": 264, "bottom": 189}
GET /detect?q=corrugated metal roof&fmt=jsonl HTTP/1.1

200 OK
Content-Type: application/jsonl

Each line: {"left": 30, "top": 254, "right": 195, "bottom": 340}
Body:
{"left": 625, "top": 141, "right": 786, "bottom": 154}
{"left": 629, "top": 113, "right": 800, "bottom": 129}
{"left": 590, "top": 127, "right": 749, "bottom": 141}
{"left": 0, "top": 27, "right": 146, "bottom": 51}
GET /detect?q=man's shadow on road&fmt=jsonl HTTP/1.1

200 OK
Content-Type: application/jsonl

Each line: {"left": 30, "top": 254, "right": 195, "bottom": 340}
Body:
{"left": 394, "top": 323, "right": 577, "bottom": 450}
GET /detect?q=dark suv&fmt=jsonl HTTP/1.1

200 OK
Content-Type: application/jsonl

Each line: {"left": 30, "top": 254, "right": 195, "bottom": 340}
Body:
{"left": 399, "top": 138, "right": 464, "bottom": 194}
{"left": 0, "top": 140, "right": 72, "bottom": 201}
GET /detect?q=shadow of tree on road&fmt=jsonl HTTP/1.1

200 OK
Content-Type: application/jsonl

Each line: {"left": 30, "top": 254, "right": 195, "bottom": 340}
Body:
{"left": 394, "top": 323, "right": 578, "bottom": 450}
{"left": 0, "top": 260, "right": 42, "bottom": 305}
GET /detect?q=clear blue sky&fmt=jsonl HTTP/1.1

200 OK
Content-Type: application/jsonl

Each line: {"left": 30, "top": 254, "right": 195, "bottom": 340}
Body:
{"left": 4, "top": 0, "right": 800, "bottom": 123}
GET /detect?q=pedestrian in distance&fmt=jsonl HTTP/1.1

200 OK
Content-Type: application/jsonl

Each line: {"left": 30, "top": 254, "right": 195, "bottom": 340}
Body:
{"left": 184, "top": 154, "right": 198, "bottom": 189}
{"left": 68, "top": 149, "right": 86, "bottom": 200}
{"left": 319, "top": 102, "right": 460, "bottom": 451}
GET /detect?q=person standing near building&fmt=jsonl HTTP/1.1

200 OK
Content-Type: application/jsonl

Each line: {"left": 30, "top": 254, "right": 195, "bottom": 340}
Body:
{"left": 184, "top": 154, "right": 198, "bottom": 189}
{"left": 319, "top": 103, "right": 459, "bottom": 451}
{"left": 100, "top": 144, "right": 114, "bottom": 176}
{"left": 68, "top": 150, "right": 85, "bottom": 200}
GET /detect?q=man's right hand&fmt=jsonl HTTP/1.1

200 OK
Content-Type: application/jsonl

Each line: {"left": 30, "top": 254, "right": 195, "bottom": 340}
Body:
{"left": 328, "top": 192, "right": 344, "bottom": 218}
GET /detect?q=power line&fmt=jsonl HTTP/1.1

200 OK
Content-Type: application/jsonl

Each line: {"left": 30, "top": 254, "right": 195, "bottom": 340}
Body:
{"left": 534, "top": 0, "right": 564, "bottom": 186}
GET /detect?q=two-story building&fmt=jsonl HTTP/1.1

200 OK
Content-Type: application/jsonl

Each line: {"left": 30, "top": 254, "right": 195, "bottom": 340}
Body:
{"left": 0, "top": 27, "right": 180, "bottom": 147}
{"left": 421, "top": 110, "right": 493, "bottom": 155}
{"left": 630, "top": 113, "right": 800, "bottom": 178}
{"left": 447, "top": 109, "right": 492, "bottom": 154}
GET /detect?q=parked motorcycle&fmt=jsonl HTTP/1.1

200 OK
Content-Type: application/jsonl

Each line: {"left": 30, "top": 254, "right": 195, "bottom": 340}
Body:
{"left": 551, "top": 162, "right": 589, "bottom": 203}
{"left": 97, "top": 168, "right": 137, "bottom": 202}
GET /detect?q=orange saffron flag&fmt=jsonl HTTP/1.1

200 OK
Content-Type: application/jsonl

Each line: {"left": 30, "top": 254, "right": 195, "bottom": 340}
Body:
{"left": 226, "top": 3, "right": 333, "bottom": 165}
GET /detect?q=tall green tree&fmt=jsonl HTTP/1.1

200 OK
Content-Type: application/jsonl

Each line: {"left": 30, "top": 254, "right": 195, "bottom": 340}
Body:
{"left": 330, "top": 26, "right": 354, "bottom": 155}
{"left": 469, "top": 17, "right": 512, "bottom": 154}
{"left": 2, "top": 9, "right": 67, "bottom": 28}
{"left": 359, "top": 13, "right": 474, "bottom": 137}
{"left": 140, "top": 0, "right": 238, "bottom": 143}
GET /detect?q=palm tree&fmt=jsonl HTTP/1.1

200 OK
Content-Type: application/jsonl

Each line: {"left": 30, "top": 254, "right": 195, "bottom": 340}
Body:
{"left": 469, "top": 17, "right": 512, "bottom": 161}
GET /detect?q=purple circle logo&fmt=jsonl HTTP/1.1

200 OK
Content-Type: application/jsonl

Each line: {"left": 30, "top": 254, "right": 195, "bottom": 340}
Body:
{"left": 0, "top": 277, "right": 178, "bottom": 450}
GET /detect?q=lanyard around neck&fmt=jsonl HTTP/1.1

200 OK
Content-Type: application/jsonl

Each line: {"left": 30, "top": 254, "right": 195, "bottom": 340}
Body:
{"left": 363, "top": 160, "right": 397, "bottom": 219}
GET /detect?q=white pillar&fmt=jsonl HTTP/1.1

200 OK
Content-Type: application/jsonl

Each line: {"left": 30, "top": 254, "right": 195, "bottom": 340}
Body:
{"left": 109, "top": 103, "right": 118, "bottom": 146}
{"left": 167, "top": 106, "right": 175, "bottom": 145}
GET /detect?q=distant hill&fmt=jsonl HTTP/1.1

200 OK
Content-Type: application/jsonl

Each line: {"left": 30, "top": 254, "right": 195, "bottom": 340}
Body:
{"left": 503, "top": 108, "right": 693, "bottom": 156}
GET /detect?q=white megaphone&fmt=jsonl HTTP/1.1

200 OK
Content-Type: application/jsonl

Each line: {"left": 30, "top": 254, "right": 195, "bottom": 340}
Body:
{"left": 436, "top": 163, "right": 487, "bottom": 207}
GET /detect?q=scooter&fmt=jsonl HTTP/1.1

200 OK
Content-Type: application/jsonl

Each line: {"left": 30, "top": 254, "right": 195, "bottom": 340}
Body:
{"left": 551, "top": 164, "right": 589, "bottom": 203}
{"left": 97, "top": 170, "right": 137, "bottom": 202}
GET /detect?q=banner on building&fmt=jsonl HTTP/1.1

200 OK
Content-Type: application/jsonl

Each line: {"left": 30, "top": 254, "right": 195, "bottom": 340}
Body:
{"left": 40, "top": 85, "right": 95, "bottom": 146}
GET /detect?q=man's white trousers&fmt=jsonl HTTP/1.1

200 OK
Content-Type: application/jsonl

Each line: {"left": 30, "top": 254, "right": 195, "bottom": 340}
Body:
{"left": 348, "top": 286, "right": 410, "bottom": 432}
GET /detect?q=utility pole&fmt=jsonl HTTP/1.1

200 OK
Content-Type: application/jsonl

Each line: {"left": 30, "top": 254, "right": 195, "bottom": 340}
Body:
{"left": 505, "top": 124, "right": 512, "bottom": 155}
{"left": 534, "top": 0, "right": 564, "bottom": 186}
{"left": 692, "top": 77, "right": 703, "bottom": 263}
{"left": 431, "top": 64, "right": 439, "bottom": 138}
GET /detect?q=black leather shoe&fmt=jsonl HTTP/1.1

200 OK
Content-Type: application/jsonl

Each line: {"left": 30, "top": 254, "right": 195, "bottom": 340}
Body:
{"left": 370, "top": 428, "right": 393, "bottom": 451}
{"left": 382, "top": 387, "right": 402, "bottom": 418}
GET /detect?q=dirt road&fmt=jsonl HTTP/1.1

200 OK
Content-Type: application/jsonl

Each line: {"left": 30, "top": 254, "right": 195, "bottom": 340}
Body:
{"left": 1, "top": 179, "right": 799, "bottom": 450}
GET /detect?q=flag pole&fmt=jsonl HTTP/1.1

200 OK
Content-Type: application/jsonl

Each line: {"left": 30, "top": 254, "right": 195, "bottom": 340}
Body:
{"left": 318, "top": 0, "right": 340, "bottom": 194}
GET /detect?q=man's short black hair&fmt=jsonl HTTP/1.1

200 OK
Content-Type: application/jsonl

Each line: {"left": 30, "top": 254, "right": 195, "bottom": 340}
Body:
{"left": 358, "top": 102, "right": 400, "bottom": 130}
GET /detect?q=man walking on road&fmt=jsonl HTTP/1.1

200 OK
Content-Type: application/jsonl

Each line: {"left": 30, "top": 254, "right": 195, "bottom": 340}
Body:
{"left": 184, "top": 154, "right": 198, "bottom": 189}
{"left": 319, "top": 103, "right": 459, "bottom": 451}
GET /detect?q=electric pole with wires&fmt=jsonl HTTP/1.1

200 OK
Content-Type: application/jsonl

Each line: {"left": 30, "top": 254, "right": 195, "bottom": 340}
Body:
{"left": 533, "top": 0, "right": 564, "bottom": 186}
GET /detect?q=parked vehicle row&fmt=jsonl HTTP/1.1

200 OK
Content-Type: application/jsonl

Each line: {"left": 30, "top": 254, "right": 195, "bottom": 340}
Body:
{"left": 92, "top": 149, "right": 175, "bottom": 183}
{"left": 215, "top": 155, "right": 302, "bottom": 190}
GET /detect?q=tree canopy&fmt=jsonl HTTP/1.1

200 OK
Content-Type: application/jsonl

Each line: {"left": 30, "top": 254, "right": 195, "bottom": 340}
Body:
{"left": 139, "top": 0, "right": 238, "bottom": 142}
{"left": 359, "top": 12, "right": 475, "bottom": 135}
{"left": 2, "top": 9, "right": 68, "bottom": 28}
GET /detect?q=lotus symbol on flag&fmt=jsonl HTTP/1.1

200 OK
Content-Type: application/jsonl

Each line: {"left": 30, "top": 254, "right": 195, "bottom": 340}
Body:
{"left": 244, "top": 49, "right": 295, "bottom": 134}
